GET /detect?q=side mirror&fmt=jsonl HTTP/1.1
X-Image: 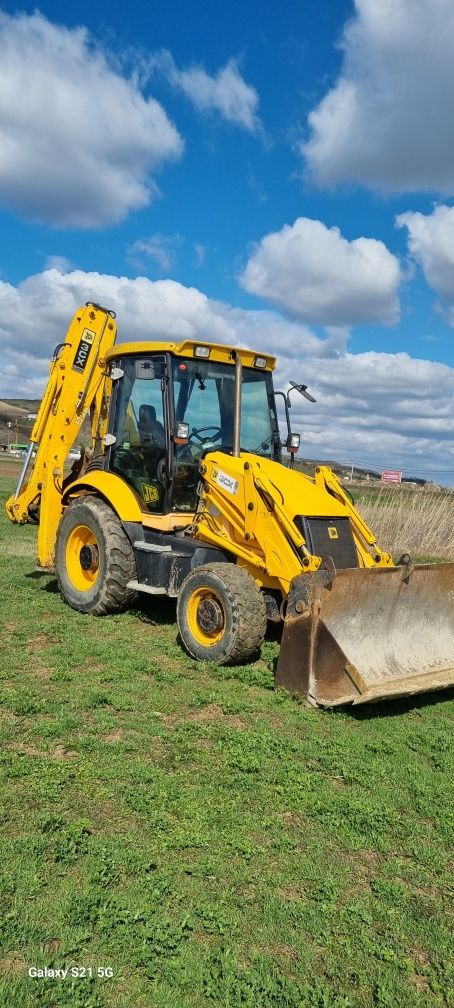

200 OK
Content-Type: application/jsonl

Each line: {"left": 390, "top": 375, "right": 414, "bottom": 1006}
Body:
{"left": 286, "top": 432, "right": 300, "bottom": 454}
{"left": 173, "top": 422, "right": 189, "bottom": 445}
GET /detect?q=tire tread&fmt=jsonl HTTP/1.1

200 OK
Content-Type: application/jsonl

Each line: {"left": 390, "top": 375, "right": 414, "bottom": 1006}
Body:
{"left": 177, "top": 562, "right": 267, "bottom": 664}
{"left": 56, "top": 496, "right": 136, "bottom": 615}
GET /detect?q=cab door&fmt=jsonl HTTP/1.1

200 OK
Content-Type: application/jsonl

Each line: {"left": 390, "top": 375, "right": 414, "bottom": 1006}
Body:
{"left": 109, "top": 355, "right": 169, "bottom": 513}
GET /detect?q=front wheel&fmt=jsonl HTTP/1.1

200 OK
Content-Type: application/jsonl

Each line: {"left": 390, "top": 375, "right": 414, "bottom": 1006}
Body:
{"left": 177, "top": 563, "right": 267, "bottom": 664}
{"left": 55, "top": 496, "right": 137, "bottom": 615}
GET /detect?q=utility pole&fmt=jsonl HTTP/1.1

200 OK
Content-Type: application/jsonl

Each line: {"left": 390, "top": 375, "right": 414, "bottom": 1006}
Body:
{"left": 350, "top": 462, "right": 354, "bottom": 482}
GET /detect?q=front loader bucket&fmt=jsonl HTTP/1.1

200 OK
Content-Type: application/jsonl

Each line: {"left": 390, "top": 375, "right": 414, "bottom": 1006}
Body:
{"left": 276, "top": 563, "right": 454, "bottom": 706}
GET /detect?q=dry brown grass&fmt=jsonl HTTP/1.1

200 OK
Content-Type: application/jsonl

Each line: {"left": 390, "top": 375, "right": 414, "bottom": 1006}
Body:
{"left": 358, "top": 489, "right": 454, "bottom": 560}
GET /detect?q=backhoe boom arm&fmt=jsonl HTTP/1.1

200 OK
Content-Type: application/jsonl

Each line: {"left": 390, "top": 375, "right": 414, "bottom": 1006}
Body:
{"left": 6, "top": 304, "right": 117, "bottom": 568}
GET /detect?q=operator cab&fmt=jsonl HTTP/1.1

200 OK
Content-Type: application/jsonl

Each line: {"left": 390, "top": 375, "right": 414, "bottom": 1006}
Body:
{"left": 106, "top": 346, "right": 281, "bottom": 516}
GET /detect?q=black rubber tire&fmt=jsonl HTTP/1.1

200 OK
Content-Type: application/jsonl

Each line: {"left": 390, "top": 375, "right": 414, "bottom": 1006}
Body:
{"left": 55, "top": 496, "right": 137, "bottom": 615}
{"left": 176, "top": 562, "right": 267, "bottom": 665}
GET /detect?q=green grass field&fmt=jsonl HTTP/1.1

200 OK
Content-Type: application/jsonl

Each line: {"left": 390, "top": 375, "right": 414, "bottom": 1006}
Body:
{"left": 0, "top": 474, "right": 453, "bottom": 1008}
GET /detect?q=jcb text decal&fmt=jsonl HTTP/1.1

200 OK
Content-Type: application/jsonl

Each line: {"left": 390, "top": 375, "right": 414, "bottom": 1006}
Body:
{"left": 213, "top": 469, "right": 239, "bottom": 496}
{"left": 72, "top": 328, "right": 96, "bottom": 373}
{"left": 142, "top": 483, "right": 160, "bottom": 503}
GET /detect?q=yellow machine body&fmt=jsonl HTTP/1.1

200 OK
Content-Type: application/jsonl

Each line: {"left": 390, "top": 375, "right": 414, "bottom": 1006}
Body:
{"left": 193, "top": 452, "right": 394, "bottom": 593}
{"left": 6, "top": 304, "right": 454, "bottom": 707}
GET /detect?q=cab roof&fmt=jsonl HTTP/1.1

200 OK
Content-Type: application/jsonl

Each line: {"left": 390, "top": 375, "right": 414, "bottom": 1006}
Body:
{"left": 104, "top": 339, "right": 276, "bottom": 372}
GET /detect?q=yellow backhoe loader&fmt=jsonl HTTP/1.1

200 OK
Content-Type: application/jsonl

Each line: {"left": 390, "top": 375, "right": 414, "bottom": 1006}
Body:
{"left": 6, "top": 303, "right": 454, "bottom": 706}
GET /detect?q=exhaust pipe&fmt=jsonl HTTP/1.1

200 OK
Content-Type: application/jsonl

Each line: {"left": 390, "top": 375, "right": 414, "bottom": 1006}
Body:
{"left": 232, "top": 351, "right": 242, "bottom": 458}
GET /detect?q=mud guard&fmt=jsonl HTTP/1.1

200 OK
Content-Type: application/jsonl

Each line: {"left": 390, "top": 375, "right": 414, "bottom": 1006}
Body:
{"left": 276, "top": 563, "right": 454, "bottom": 706}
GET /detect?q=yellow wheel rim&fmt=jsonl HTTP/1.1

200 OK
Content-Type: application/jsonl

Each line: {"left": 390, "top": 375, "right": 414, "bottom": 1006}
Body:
{"left": 65, "top": 524, "right": 100, "bottom": 592}
{"left": 186, "top": 586, "right": 226, "bottom": 647}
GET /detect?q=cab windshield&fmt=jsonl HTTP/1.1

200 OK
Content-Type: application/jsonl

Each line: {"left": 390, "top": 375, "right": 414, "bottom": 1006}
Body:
{"left": 172, "top": 357, "right": 279, "bottom": 459}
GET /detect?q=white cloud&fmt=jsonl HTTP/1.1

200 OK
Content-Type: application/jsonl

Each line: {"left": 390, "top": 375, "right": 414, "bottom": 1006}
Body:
{"left": 194, "top": 244, "right": 206, "bottom": 267}
{"left": 127, "top": 234, "right": 182, "bottom": 273}
{"left": 396, "top": 205, "right": 454, "bottom": 308}
{"left": 240, "top": 217, "right": 401, "bottom": 325}
{"left": 0, "top": 267, "right": 452, "bottom": 480}
{"left": 274, "top": 350, "right": 454, "bottom": 478}
{"left": 0, "top": 268, "right": 329, "bottom": 396}
{"left": 304, "top": 0, "right": 454, "bottom": 194}
{"left": 43, "top": 255, "right": 73, "bottom": 273}
{"left": 0, "top": 12, "right": 183, "bottom": 228}
{"left": 152, "top": 51, "right": 260, "bottom": 132}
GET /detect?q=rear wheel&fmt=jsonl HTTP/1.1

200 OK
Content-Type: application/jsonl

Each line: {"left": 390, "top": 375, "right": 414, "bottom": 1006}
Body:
{"left": 56, "top": 496, "right": 136, "bottom": 615}
{"left": 177, "top": 563, "right": 267, "bottom": 664}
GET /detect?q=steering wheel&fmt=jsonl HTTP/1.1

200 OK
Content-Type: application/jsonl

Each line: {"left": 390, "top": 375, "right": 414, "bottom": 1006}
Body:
{"left": 114, "top": 446, "right": 143, "bottom": 469}
{"left": 188, "top": 426, "right": 223, "bottom": 445}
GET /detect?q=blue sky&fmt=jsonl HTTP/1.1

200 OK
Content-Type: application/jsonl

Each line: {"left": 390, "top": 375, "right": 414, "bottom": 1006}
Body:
{"left": 1, "top": 0, "right": 454, "bottom": 481}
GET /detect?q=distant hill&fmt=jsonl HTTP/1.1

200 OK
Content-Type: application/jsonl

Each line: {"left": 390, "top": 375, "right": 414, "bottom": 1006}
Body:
{"left": 0, "top": 400, "right": 40, "bottom": 447}
{"left": 295, "top": 457, "right": 427, "bottom": 487}
{"left": 1, "top": 399, "right": 41, "bottom": 410}
{"left": 0, "top": 400, "right": 34, "bottom": 418}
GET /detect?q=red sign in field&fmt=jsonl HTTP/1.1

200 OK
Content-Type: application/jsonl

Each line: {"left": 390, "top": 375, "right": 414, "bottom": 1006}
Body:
{"left": 381, "top": 470, "right": 402, "bottom": 484}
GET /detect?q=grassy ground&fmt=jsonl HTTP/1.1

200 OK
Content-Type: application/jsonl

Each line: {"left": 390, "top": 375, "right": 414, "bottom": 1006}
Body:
{"left": 0, "top": 474, "right": 453, "bottom": 1008}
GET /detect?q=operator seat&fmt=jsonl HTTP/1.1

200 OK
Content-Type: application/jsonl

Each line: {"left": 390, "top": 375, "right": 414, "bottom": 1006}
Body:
{"left": 138, "top": 404, "right": 165, "bottom": 445}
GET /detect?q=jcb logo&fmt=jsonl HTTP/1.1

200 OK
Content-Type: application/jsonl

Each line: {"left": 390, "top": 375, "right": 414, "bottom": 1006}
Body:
{"left": 328, "top": 526, "right": 339, "bottom": 539}
{"left": 142, "top": 483, "right": 159, "bottom": 503}
{"left": 72, "top": 329, "right": 95, "bottom": 372}
{"left": 213, "top": 468, "right": 239, "bottom": 496}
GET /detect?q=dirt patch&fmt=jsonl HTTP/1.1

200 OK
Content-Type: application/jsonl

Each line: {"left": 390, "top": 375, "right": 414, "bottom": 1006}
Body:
{"left": 192, "top": 931, "right": 216, "bottom": 947}
{"left": 0, "top": 711, "right": 19, "bottom": 728}
{"left": 8, "top": 742, "right": 45, "bottom": 758}
{"left": 280, "top": 811, "right": 303, "bottom": 828}
{"left": 91, "top": 799, "right": 118, "bottom": 821}
{"left": 263, "top": 713, "right": 284, "bottom": 729}
{"left": 52, "top": 745, "right": 78, "bottom": 759}
{"left": 278, "top": 886, "right": 302, "bottom": 902}
{"left": 224, "top": 714, "right": 250, "bottom": 730}
{"left": 411, "top": 884, "right": 442, "bottom": 900}
{"left": 42, "top": 939, "right": 61, "bottom": 955}
{"left": 409, "top": 973, "right": 432, "bottom": 994}
{"left": 157, "top": 703, "right": 221, "bottom": 727}
{"left": 355, "top": 849, "right": 381, "bottom": 869}
{"left": 0, "top": 952, "right": 27, "bottom": 975}
{"left": 72, "top": 662, "right": 104, "bottom": 674}
{"left": 163, "top": 704, "right": 251, "bottom": 731}
{"left": 90, "top": 799, "right": 144, "bottom": 833}
{"left": 29, "top": 665, "right": 54, "bottom": 679}
{"left": 410, "top": 948, "right": 431, "bottom": 968}
{"left": 27, "top": 634, "right": 60, "bottom": 648}
{"left": 101, "top": 729, "right": 125, "bottom": 743}
{"left": 4, "top": 621, "right": 19, "bottom": 632}
{"left": 269, "top": 944, "right": 298, "bottom": 963}
{"left": 344, "top": 849, "right": 381, "bottom": 891}
{"left": 7, "top": 742, "right": 77, "bottom": 760}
